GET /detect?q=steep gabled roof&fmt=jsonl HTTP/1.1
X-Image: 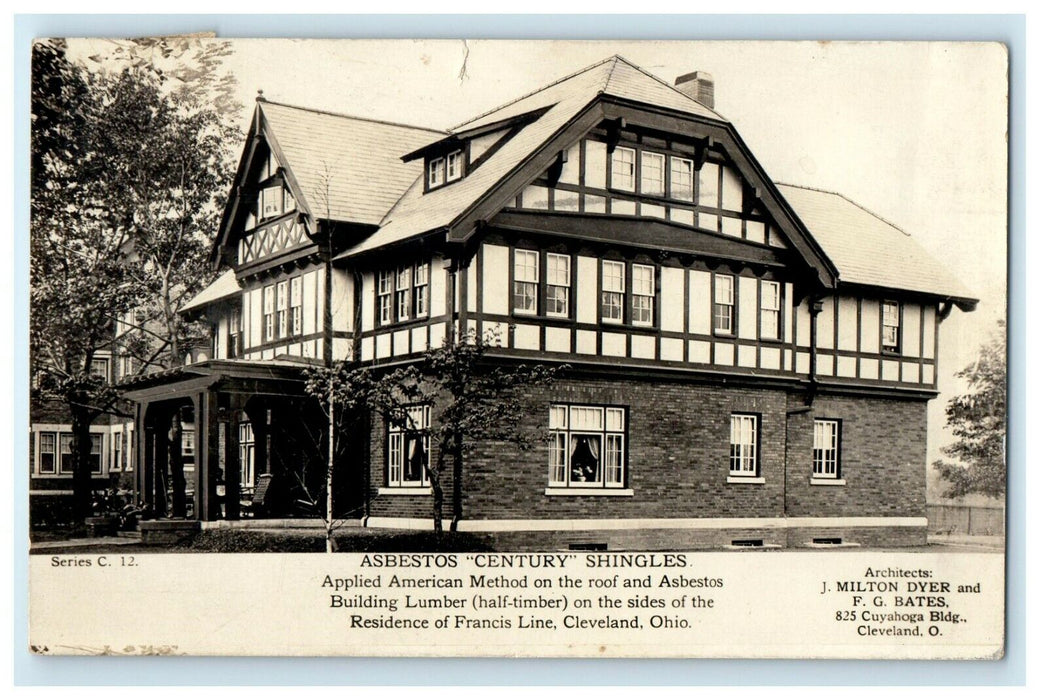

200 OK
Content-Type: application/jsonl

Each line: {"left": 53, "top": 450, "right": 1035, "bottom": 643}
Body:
{"left": 777, "top": 184, "right": 977, "bottom": 307}
{"left": 338, "top": 56, "right": 728, "bottom": 258}
{"left": 259, "top": 101, "right": 444, "bottom": 225}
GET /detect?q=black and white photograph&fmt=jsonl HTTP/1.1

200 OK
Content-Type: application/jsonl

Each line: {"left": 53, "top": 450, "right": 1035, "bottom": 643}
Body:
{"left": 25, "top": 37, "right": 1009, "bottom": 659}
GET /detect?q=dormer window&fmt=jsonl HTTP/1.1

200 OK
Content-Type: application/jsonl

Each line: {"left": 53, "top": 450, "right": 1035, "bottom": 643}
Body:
{"left": 257, "top": 184, "right": 294, "bottom": 223}
{"left": 428, "top": 150, "right": 465, "bottom": 190}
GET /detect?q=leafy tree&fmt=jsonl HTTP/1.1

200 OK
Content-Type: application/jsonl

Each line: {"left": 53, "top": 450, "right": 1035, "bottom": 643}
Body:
{"left": 30, "top": 38, "right": 239, "bottom": 520}
{"left": 933, "top": 320, "right": 1007, "bottom": 499}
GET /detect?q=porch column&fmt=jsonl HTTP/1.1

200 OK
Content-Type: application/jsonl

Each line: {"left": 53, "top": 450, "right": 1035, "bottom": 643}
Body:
{"left": 199, "top": 389, "right": 222, "bottom": 521}
{"left": 133, "top": 401, "right": 144, "bottom": 506}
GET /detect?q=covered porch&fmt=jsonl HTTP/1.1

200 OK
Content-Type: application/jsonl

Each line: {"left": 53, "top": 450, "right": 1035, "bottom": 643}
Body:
{"left": 120, "top": 359, "right": 363, "bottom": 523}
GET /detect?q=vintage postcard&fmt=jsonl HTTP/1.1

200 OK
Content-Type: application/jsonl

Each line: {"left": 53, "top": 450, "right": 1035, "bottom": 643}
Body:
{"left": 27, "top": 39, "right": 1008, "bottom": 658}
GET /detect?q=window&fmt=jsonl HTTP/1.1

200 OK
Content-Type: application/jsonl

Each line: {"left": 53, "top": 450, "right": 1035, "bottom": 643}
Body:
{"left": 714, "top": 274, "right": 735, "bottom": 335}
{"left": 546, "top": 253, "right": 571, "bottom": 318}
{"left": 428, "top": 157, "right": 445, "bottom": 188}
{"left": 812, "top": 419, "right": 841, "bottom": 479}
{"left": 377, "top": 271, "right": 393, "bottom": 325}
{"left": 548, "top": 404, "right": 626, "bottom": 488}
{"left": 446, "top": 151, "right": 463, "bottom": 181}
{"left": 228, "top": 306, "right": 242, "bottom": 357}
{"left": 882, "top": 301, "right": 900, "bottom": 353}
{"left": 39, "top": 433, "right": 56, "bottom": 474}
{"left": 239, "top": 422, "right": 256, "bottom": 488}
{"left": 182, "top": 429, "right": 195, "bottom": 460}
{"left": 290, "top": 277, "right": 303, "bottom": 336}
{"left": 513, "top": 250, "right": 539, "bottom": 314}
{"left": 413, "top": 263, "right": 429, "bottom": 317}
{"left": 263, "top": 285, "right": 275, "bottom": 341}
{"left": 388, "top": 405, "right": 431, "bottom": 488}
{"left": 670, "top": 157, "right": 694, "bottom": 201}
{"left": 601, "top": 261, "right": 625, "bottom": 323}
{"left": 112, "top": 431, "right": 122, "bottom": 474}
{"left": 396, "top": 267, "right": 412, "bottom": 321}
{"left": 59, "top": 434, "right": 73, "bottom": 474}
{"left": 640, "top": 151, "right": 665, "bottom": 196}
{"left": 760, "top": 280, "right": 781, "bottom": 340}
{"left": 260, "top": 186, "right": 283, "bottom": 219}
{"left": 89, "top": 434, "right": 102, "bottom": 474}
{"left": 275, "top": 281, "right": 289, "bottom": 338}
{"left": 611, "top": 147, "right": 636, "bottom": 191}
{"left": 631, "top": 264, "right": 655, "bottom": 327}
{"left": 729, "top": 414, "right": 759, "bottom": 476}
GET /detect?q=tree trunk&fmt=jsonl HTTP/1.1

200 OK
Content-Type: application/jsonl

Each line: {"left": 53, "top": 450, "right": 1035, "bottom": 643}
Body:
{"left": 70, "top": 402, "right": 94, "bottom": 522}
{"left": 452, "top": 432, "right": 464, "bottom": 527}
{"left": 326, "top": 382, "right": 336, "bottom": 553}
{"left": 431, "top": 452, "right": 445, "bottom": 534}
{"left": 169, "top": 411, "right": 187, "bottom": 518}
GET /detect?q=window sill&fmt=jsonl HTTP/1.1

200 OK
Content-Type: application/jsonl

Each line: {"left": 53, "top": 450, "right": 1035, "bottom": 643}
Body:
{"left": 545, "top": 488, "right": 634, "bottom": 497}
{"left": 726, "top": 476, "right": 765, "bottom": 485}
{"left": 377, "top": 487, "right": 432, "bottom": 496}
{"left": 809, "top": 478, "right": 846, "bottom": 486}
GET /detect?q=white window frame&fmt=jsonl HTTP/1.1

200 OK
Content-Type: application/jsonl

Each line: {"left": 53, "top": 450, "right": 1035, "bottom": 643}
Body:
{"left": 90, "top": 357, "right": 109, "bottom": 382}
{"left": 812, "top": 419, "right": 841, "bottom": 479}
{"left": 548, "top": 404, "right": 627, "bottom": 489}
{"left": 640, "top": 151, "right": 666, "bottom": 196}
{"left": 38, "top": 432, "right": 57, "bottom": 475}
{"left": 275, "top": 280, "right": 289, "bottom": 339}
{"left": 729, "top": 413, "right": 759, "bottom": 477}
{"left": 631, "top": 264, "right": 655, "bottom": 327}
{"left": 513, "top": 249, "right": 539, "bottom": 315}
{"left": 396, "top": 267, "right": 413, "bottom": 321}
{"left": 601, "top": 260, "right": 625, "bottom": 323}
{"left": 377, "top": 270, "right": 393, "bottom": 326}
{"left": 387, "top": 405, "right": 432, "bottom": 488}
{"left": 610, "top": 147, "right": 636, "bottom": 191}
{"left": 670, "top": 156, "right": 694, "bottom": 201}
{"left": 882, "top": 300, "right": 900, "bottom": 353}
{"left": 545, "top": 253, "right": 571, "bottom": 318}
{"left": 446, "top": 150, "right": 463, "bottom": 181}
{"left": 428, "top": 157, "right": 446, "bottom": 188}
{"left": 239, "top": 422, "right": 256, "bottom": 488}
{"left": 714, "top": 274, "right": 735, "bottom": 335}
{"left": 263, "top": 284, "right": 276, "bottom": 341}
{"left": 413, "top": 262, "right": 429, "bottom": 317}
{"left": 260, "top": 185, "right": 283, "bottom": 219}
{"left": 760, "top": 280, "right": 781, "bottom": 340}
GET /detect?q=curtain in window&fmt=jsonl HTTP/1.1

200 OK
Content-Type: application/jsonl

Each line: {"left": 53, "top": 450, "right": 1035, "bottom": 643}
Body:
{"left": 570, "top": 436, "right": 601, "bottom": 483}
{"left": 405, "top": 434, "right": 427, "bottom": 482}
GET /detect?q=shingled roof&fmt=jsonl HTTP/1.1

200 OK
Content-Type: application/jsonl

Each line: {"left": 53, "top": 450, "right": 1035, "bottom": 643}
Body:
{"left": 777, "top": 184, "right": 977, "bottom": 307}
{"left": 259, "top": 101, "right": 444, "bottom": 225}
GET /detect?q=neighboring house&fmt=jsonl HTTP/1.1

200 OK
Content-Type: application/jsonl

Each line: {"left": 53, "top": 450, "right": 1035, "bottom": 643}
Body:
{"left": 118, "top": 56, "right": 976, "bottom": 547}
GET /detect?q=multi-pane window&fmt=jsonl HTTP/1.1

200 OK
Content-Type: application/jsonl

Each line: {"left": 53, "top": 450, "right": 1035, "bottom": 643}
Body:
{"left": 611, "top": 147, "right": 636, "bottom": 191}
{"left": 631, "top": 264, "right": 655, "bottom": 326}
{"left": 670, "top": 157, "right": 694, "bottom": 201}
{"left": 59, "top": 434, "right": 73, "bottom": 474}
{"left": 89, "top": 434, "right": 102, "bottom": 474}
{"left": 290, "top": 277, "right": 303, "bottom": 336}
{"left": 377, "top": 270, "right": 393, "bottom": 325}
{"left": 760, "top": 280, "right": 781, "bottom": 340}
{"left": 396, "top": 267, "right": 413, "bottom": 321}
{"left": 39, "top": 433, "right": 56, "bottom": 474}
{"left": 640, "top": 151, "right": 665, "bottom": 196}
{"left": 882, "top": 301, "right": 900, "bottom": 353}
{"left": 260, "top": 185, "right": 283, "bottom": 219}
{"left": 428, "top": 157, "right": 446, "bottom": 188}
{"left": 275, "top": 281, "right": 289, "bottom": 338}
{"left": 413, "top": 263, "right": 429, "bottom": 317}
{"left": 812, "top": 419, "right": 841, "bottom": 479}
{"left": 601, "top": 261, "right": 625, "bottom": 323}
{"left": 513, "top": 250, "right": 539, "bottom": 314}
{"left": 388, "top": 405, "right": 431, "bottom": 488}
{"left": 112, "top": 431, "right": 122, "bottom": 474}
{"left": 227, "top": 306, "right": 242, "bottom": 357}
{"left": 546, "top": 253, "right": 571, "bottom": 318}
{"left": 446, "top": 151, "right": 463, "bottom": 181}
{"left": 263, "top": 285, "right": 275, "bottom": 341}
{"left": 548, "top": 404, "right": 626, "bottom": 488}
{"left": 713, "top": 274, "right": 735, "bottom": 335}
{"left": 729, "top": 414, "right": 759, "bottom": 476}
{"left": 90, "top": 358, "right": 109, "bottom": 382}
{"left": 239, "top": 422, "right": 256, "bottom": 488}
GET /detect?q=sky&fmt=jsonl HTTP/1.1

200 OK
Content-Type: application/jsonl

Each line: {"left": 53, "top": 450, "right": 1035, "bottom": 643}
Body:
{"left": 66, "top": 38, "right": 1011, "bottom": 478}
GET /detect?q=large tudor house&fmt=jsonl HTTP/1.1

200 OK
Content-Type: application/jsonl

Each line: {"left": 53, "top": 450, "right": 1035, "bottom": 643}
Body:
{"left": 117, "top": 56, "right": 976, "bottom": 547}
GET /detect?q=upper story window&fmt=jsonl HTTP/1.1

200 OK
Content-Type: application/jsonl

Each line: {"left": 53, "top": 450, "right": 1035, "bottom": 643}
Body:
{"left": 428, "top": 150, "right": 464, "bottom": 190}
{"left": 263, "top": 285, "right": 275, "bottom": 341}
{"left": 670, "top": 156, "right": 694, "bottom": 201}
{"left": 631, "top": 264, "right": 655, "bottom": 326}
{"left": 513, "top": 250, "right": 540, "bottom": 315}
{"left": 600, "top": 261, "right": 656, "bottom": 327}
{"left": 89, "top": 358, "right": 109, "bottom": 383}
{"left": 258, "top": 185, "right": 295, "bottom": 223}
{"left": 378, "top": 263, "right": 430, "bottom": 326}
{"left": 611, "top": 147, "right": 636, "bottom": 191}
{"left": 729, "top": 413, "right": 759, "bottom": 477}
{"left": 812, "top": 419, "right": 841, "bottom": 479}
{"left": 640, "top": 151, "right": 665, "bottom": 196}
{"left": 882, "top": 301, "right": 900, "bottom": 353}
{"left": 290, "top": 277, "right": 303, "bottom": 336}
{"left": 548, "top": 404, "right": 626, "bottom": 489}
{"left": 760, "top": 280, "right": 781, "bottom": 340}
{"left": 387, "top": 405, "right": 431, "bottom": 488}
{"left": 713, "top": 274, "right": 736, "bottom": 335}
{"left": 601, "top": 261, "right": 625, "bottom": 323}
{"left": 546, "top": 253, "right": 571, "bottom": 318}
{"left": 227, "top": 306, "right": 242, "bottom": 358}
{"left": 276, "top": 281, "right": 289, "bottom": 339}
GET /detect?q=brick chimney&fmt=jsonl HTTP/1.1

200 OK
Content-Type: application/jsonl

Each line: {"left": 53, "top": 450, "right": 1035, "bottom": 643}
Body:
{"left": 674, "top": 70, "right": 715, "bottom": 110}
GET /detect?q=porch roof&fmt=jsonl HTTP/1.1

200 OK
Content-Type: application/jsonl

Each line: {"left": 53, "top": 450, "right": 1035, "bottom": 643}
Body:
{"left": 117, "top": 358, "right": 316, "bottom": 401}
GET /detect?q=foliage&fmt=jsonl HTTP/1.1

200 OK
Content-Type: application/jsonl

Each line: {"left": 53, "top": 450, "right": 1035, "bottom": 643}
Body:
{"left": 933, "top": 320, "right": 1007, "bottom": 499}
